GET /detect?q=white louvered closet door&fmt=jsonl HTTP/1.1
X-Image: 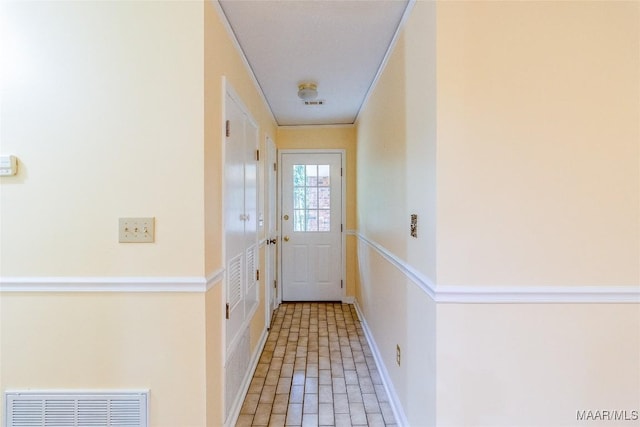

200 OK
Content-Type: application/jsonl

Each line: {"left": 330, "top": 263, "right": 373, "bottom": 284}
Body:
{"left": 224, "top": 90, "right": 259, "bottom": 351}
{"left": 243, "top": 116, "right": 259, "bottom": 314}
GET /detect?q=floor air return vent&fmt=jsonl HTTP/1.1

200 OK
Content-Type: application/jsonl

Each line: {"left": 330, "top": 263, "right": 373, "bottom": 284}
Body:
{"left": 5, "top": 390, "right": 148, "bottom": 427}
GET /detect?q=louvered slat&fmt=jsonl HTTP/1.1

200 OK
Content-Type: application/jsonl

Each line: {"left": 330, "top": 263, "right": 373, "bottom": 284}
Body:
{"left": 6, "top": 392, "right": 148, "bottom": 427}
{"left": 227, "top": 254, "right": 243, "bottom": 310}
{"left": 246, "top": 245, "right": 256, "bottom": 291}
{"left": 110, "top": 399, "right": 142, "bottom": 426}
{"left": 44, "top": 399, "right": 75, "bottom": 426}
{"left": 9, "top": 399, "right": 43, "bottom": 427}
{"left": 77, "top": 399, "right": 109, "bottom": 425}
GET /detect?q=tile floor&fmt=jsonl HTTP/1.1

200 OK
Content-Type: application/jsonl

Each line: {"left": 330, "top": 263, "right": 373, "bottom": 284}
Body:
{"left": 235, "top": 303, "right": 397, "bottom": 427}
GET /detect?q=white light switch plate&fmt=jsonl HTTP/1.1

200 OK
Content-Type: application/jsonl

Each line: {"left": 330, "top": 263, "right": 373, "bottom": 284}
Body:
{"left": 119, "top": 217, "right": 155, "bottom": 243}
{"left": 0, "top": 155, "right": 18, "bottom": 176}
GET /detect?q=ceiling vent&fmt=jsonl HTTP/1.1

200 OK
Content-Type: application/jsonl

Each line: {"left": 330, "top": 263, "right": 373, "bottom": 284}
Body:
{"left": 303, "top": 100, "right": 325, "bottom": 106}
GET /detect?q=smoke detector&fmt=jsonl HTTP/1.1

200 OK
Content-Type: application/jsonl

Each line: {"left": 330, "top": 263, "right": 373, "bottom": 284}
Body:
{"left": 297, "top": 82, "right": 318, "bottom": 101}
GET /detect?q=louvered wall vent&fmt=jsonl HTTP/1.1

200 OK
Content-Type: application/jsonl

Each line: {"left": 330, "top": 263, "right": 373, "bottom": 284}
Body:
{"left": 5, "top": 390, "right": 148, "bottom": 427}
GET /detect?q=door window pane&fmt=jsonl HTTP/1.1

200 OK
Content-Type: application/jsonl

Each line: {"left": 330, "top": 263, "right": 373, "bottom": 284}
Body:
{"left": 318, "top": 187, "right": 330, "bottom": 209}
{"left": 306, "top": 210, "right": 318, "bottom": 231}
{"left": 294, "top": 187, "right": 306, "bottom": 209}
{"left": 294, "top": 210, "right": 306, "bottom": 232}
{"left": 293, "top": 165, "right": 306, "bottom": 186}
{"left": 293, "top": 164, "right": 331, "bottom": 232}
{"left": 318, "top": 209, "right": 331, "bottom": 232}
{"left": 306, "top": 187, "right": 318, "bottom": 209}
{"left": 306, "top": 165, "right": 318, "bottom": 186}
{"left": 318, "top": 165, "right": 330, "bottom": 185}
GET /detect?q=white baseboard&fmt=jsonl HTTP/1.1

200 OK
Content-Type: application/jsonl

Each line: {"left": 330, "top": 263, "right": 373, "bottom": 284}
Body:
{"left": 224, "top": 327, "right": 269, "bottom": 427}
{"left": 353, "top": 300, "right": 408, "bottom": 427}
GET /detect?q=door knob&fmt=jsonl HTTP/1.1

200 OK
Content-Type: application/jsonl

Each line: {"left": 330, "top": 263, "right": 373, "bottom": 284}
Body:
{"left": 283, "top": 236, "right": 290, "bottom": 242}
{"left": 283, "top": 214, "right": 289, "bottom": 221}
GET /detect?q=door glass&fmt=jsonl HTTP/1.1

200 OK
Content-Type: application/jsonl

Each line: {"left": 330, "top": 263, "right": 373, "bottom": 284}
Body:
{"left": 293, "top": 164, "right": 331, "bottom": 232}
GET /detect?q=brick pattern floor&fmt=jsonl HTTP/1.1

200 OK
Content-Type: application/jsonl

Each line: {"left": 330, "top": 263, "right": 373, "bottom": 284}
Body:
{"left": 235, "top": 303, "right": 397, "bottom": 427}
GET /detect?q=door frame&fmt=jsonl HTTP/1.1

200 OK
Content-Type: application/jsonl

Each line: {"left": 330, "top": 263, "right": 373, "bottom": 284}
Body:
{"left": 264, "top": 135, "right": 277, "bottom": 326}
{"left": 277, "top": 149, "right": 346, "bottom": 303}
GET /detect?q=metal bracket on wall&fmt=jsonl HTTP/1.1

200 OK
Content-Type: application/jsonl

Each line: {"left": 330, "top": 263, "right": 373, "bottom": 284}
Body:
{"left": 410, "top": 214, "right": 418, "bottom": 238}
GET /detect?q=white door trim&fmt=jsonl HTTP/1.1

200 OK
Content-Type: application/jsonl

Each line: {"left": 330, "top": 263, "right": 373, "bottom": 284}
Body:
{"left": 265, "top": 135, "right": 278, "bottom": 326}
{"left": 278, "top": 149, "right": 346, "bottom": 302}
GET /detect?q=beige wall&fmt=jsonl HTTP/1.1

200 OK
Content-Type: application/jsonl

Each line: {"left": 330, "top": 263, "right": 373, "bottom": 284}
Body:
{"left": 433, "top": 2, "right": 640, "bottom": 425}
{"left": 355, "top": 2, "right": 438, "bottom": 424}
{"left": 355, "top": 1, "right": 639, "bottom": 426}
{"left": 277, "top": 126, "right": 358, "bottom": 297}
{"left": 356, "top": 37, "right": 408, "bottom": 261}
{"left": 405, "top": 1, "right": 437, "bottom": 283}
{"left": 1, "top": 1, "right": 276, "bottom": 426}
{"left": 1, "top": 1, "right": 208, "bottom": 425}
{"left": 3, "top": 0, "right": 637, "bottom": 425}
{"left": 356, "top": 0, "right": 438, "bottom": 281}
{"left": 1, "top": 0, "right": 205, "bottom": 277}
{"left": 204, "top": 3, "right": 276, "bottom": 422}
{"left": 356, "top": 240, "right": 437, "bottom": 426}
{"left": 436, "top": 0, "right": 640, "bottom": 286}
{"left": 437, "top": 303, "right": 640, "bottom": 427}
{"left": 203, "top": 3, "right": 275, "bottom": 422}
{"left": 204, "top": 1, "right": 277, "bottom": 277}
{"left": 1, "top": 293, "right": 207, "bottom": 427}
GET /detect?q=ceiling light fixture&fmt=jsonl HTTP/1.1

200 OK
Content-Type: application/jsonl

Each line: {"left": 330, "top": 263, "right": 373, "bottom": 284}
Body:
{"left": 297, "top": 82, "right": 318, "bottom": 101}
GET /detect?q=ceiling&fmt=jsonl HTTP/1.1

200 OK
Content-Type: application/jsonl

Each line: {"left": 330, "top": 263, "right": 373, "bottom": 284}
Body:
{"left": 218, "top": 0, "right": 410, "bottom": 126}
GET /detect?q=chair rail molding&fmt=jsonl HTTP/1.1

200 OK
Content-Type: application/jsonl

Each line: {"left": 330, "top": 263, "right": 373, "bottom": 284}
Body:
{"left": 0, "top": 274, "right": 224, "bottom": 293}
{"left": 351, "top": 230, "right": 640, "bottom": 304}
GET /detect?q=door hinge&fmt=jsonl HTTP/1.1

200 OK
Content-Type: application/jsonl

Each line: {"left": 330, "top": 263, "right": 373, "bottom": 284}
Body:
{"left": 225, "top": 303, "right": 230, "bottom": 319}
{"left": 273, "top": 162, "right": 277, "bottom": 172}
{"left": 256, "top": 149, "right": 260, "bottom": 161}
{"left": 341, "top": 224, "right": 343, "bottom": 232}
{"left": 256, "top": 269, "right": 260, "bottom": 281}
{"left": 341, "top": 167, "right": 343, "bottom": 177}
{"left": 341, "top": 279, "right": 343, "bottom": 288}
{"left": 225, "top": 120, "right": 230, "bottom": 137}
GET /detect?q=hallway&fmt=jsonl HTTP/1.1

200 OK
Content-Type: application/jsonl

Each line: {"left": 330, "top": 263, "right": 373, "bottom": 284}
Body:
{"left": 235, "top": 303, "right": 397, "bottom": 427}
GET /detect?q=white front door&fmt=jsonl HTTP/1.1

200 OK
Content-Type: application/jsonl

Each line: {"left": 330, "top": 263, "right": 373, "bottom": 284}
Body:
{"left": 281, "top": 152, "right": 343, "bottom": 301}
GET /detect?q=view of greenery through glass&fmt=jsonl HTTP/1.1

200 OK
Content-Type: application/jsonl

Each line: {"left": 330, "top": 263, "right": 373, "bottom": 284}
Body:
{"left": 293, "top": 164, "right": 331, "bottom": 232}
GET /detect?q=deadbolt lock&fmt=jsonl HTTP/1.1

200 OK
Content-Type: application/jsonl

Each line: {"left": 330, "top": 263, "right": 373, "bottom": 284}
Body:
{"left": 283, "top": 236, "right": 290, "bottom": 242}
{"left": 283, "top": 214, "right": 289, "bottom": 220}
